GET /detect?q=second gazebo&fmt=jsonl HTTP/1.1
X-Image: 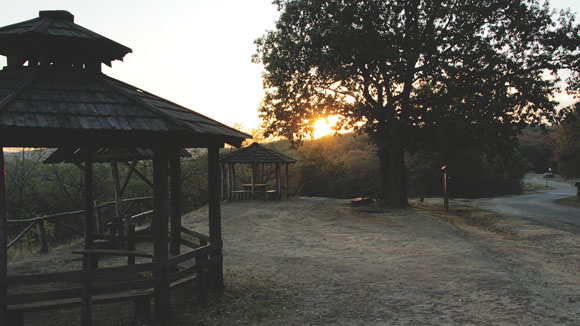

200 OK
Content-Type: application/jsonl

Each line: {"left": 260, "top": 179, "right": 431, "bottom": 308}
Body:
{"left": 220, "top": 143, "right": 296, "bottom": 200}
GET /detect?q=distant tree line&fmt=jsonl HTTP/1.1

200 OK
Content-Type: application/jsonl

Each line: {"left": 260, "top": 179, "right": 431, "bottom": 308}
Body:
{"left": 261, "top": 133, "right": 529, "bottom": 200}
{"left": 517, "top": 100, "right": 580, "bottom": 179}
{"left": 558, "top": 102, "right": 580, "bottom": 178}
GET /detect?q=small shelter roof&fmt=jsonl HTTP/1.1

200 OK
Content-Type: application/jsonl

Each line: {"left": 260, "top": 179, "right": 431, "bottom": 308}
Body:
{"left": 43, "top": 147, "right": 192, "bottom": 164}
{"left": 220, "top": 142, "right": 297, "bottom": 164}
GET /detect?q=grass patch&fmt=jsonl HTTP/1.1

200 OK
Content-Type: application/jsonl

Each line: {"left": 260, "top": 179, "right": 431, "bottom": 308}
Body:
{"left": 554, "top": 196, "right": 580, "bottom": 209}
{"left": 415, "top": 204, "right": 517, "bottom": 237}
{"left": 167, "top": 276, "right": 300, "bottom": 326}
{"left": 523, "top": 181, "right": 556, "bottom": 193}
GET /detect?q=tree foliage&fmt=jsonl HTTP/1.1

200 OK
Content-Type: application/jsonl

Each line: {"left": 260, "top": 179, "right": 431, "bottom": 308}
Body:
{"left": 518, "top": 126, "right": 558, "bottom": 173}
{"left": 558, "top": 102, "right": 580, "bottom": 178}
{"left": 255, "top": 0, "right": 580, "bottom": 207}
{"left": 295, "top": 135, "right": 378, "bottom": 197}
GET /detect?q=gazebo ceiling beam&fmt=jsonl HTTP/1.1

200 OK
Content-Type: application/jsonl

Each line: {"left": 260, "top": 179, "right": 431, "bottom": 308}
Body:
{"left": 122, "top": 161, "right": 153, "bottom": 189}
{"left": 119, "top": 159, "right": 139, "bottom": 196}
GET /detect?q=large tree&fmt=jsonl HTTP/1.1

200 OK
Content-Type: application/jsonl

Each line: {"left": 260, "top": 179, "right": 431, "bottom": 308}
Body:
{"left": 254, "top": 0, "right": 580, "bottom": 207}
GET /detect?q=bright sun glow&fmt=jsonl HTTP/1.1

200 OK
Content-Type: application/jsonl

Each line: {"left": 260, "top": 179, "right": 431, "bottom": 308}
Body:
{"left": 312, "top": 115, "right": 341, "bottom": 139}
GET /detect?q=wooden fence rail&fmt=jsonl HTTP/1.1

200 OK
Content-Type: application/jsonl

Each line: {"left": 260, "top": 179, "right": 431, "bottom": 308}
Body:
{"left": 5, "top": 196, "right": 153, "bottom": 250}
{"left": 6, "top": 261, "right": 160, "bottom": 325}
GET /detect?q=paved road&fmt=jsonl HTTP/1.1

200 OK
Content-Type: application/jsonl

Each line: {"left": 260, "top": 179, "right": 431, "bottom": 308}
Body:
{"left": 480, "top": 174, "right": 580, "bottom": 226}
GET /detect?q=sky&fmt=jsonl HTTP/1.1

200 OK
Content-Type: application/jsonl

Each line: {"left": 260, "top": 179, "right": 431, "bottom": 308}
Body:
{"left": 0, "top": 0, "right": 579, "bottom": 132}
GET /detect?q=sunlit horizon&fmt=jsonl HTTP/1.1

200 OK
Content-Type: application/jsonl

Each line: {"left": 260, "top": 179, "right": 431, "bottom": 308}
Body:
{"left": 312, "top": 115, "right": 344, "bottom": 139}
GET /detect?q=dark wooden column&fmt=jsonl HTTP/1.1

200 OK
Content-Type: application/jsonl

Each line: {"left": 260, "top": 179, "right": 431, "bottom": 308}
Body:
{"left": 81, "top": 148, "right": 94, "bottom": 325}
{"left": 285, "top": 163, "right": 290, "bottom": 199}
{"left": 250, "top": 162, "right": 255, "bottom": 198}
{"left": 0, "top": 148, "right": 8, "bottom": 323}
{"left": 110, "top": 161, "right": 124, "bottom": 239}
{"left": 231, "top": 163, "right": 236, "bottom": 194}
{"left": 153, "top": 148, "right": 171, "bottom": 320}
{"left": 227, "top": 163, "right": 232, "bottom": 200}
{"left": 83, "top": 149, "right": 95, "bottom": 259}
{"left": 169, "top": 148, "right": 181, "bottom": 256}
{"left": 208, "top": 146, "right": 224, "bottom": 291}
{"left": 220, "top": 163, "right": 225, "bottom": 201}
{"left": 276, "top": 163, "right": 281, "bottom": 200}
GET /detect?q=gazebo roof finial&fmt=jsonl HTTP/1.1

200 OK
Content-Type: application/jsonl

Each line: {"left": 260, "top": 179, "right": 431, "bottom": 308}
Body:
{"left": 39, "top": 10, "right": 74, "bottom": 22}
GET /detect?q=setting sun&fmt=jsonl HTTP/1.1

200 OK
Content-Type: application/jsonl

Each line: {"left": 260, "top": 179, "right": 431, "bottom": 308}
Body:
{"left": 312, "top": 116, "right": 341, "bottom": 139}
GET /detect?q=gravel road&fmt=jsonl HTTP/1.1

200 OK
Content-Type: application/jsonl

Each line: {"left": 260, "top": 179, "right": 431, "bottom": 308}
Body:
{"left": 480, "top": 174, "right": 579, "bottom": 226}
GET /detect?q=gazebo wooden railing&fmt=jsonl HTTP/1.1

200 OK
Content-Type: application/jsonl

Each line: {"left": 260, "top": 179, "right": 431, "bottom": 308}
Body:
{"left": 5, "top": 227, "right": 218, "bottom": 325}
{"left": 6, "top": 196, "right": 153, "bottom": 251}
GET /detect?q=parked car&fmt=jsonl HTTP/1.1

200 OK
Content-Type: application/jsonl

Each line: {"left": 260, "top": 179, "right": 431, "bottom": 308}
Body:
{"left": 543, "top": 172, "right": 555, "bottom": 178}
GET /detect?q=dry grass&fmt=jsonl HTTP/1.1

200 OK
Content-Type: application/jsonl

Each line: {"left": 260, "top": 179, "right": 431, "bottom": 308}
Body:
{"left": 523, "top": 181, "right": 556, "bottom": 193}
{"left": 414, "top": 203, "right": 518, "bottom": 238}
{"left": 12, "top": 197, "right": 580, "bottom": 325}
{"left": 554, "top": 196, "right": 580, "bottom": 209}
{"left": 168, "top": 276, "right": 300, "bottom": 326}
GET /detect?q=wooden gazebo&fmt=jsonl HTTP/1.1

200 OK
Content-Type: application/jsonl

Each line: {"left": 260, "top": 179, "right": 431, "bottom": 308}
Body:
{"left": 0, "top": 10, "right": 249, "bottom": 325}
{"left": 220, "top": 142, "right": 296, "bottom": 200}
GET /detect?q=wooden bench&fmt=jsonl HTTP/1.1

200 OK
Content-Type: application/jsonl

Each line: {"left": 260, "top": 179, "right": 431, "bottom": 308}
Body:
{"left": 72, "top": 249, "right": 153, "bottom": 259}
{"left": 7, "top": 289, "right": 152, "bottom": 326}
{"left": 5, "top": 262, "right": 158, "bottom": 326}
{"left": 231, "top": 190, "right": 249, "bottom": 200}
{"left": 350, "top": 188, "right": 374, "bottom": 206}
{"left": 265, "top": 189, "right": 279, "bottom": 200}
{"left": 72, "top": 248, "right": 153, "bottom": 269}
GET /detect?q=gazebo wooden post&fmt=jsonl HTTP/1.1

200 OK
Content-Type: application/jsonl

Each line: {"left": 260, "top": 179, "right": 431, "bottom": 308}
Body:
{"left": 251, "top": 162, "right": 255, "bottom": 199}
{"left": 81, "top": 148, "right": 94, "bottom": 326}
{"left": 208, "top": 146, "right": 224, "bottom": 291}
{"left": 285, "top": 163, "right": 290, "bottom": 199}
{"left": 227, "top": 163, "right": 232, "bottom": 200}
{"left": 83, "top": 149, "right": 95, "bottom": 266}
{"left": 110, "top": 160, "right": 124, "bottom": 241}
{"left": 169, "top": 148, "right": 181, "bottom": 256}
{"left": 0, "top": 148, "right": 8, "bottom": 323}
{"left": 220, "top": 163, "right": 225, "bottom": 201}
{"left": 152, "top": 148, "right": 171, "bottom": 321}
{"left": 276, "top": 163, "right": 281, "bottom": 200}
{"left": 231, "top": 163, "right": 236, "bottom": 195}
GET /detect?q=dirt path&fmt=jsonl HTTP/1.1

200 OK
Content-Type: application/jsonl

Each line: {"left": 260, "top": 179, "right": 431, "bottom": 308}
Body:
{"left": 9, "top": 197, "right": 580, "bottom": 325}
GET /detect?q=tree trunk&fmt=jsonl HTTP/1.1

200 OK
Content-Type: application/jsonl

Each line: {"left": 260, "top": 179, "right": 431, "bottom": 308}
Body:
{"left": 386, "top": 141, "right": 408, "bottom": 208}
{"left": 377, "top": 137, "right": 408, "bottom": 208}
{"left": 377, "top": 142, "right": 390, "bottom": 202}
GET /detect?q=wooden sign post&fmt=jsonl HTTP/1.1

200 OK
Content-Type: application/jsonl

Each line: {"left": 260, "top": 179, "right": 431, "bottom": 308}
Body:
{"left": 442, "top": 165, "right": 448, "bottom": 211}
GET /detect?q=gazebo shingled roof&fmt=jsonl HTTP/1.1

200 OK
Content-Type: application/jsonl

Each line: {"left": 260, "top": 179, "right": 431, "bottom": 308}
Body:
{"left": 219, "top": 142, "right": 297, "bottom": 164}
{"left": 0, "top": 69, "right": 249, "bottom": 148}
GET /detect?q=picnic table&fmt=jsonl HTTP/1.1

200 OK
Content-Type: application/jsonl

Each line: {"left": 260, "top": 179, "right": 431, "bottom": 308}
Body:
{"left": 241, "top": 183, "right": 267, "bottom": 199}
